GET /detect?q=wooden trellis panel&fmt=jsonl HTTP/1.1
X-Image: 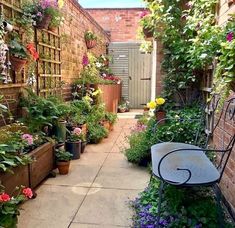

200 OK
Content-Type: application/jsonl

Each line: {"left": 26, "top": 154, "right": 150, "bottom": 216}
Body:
{"left": 35, "top": 29, "right": 62, "bottom": 97}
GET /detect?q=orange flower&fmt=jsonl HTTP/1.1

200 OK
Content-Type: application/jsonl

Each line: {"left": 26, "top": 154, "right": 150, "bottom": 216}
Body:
{"left": 27, "top": 43, "right": 39, "bottom": 61}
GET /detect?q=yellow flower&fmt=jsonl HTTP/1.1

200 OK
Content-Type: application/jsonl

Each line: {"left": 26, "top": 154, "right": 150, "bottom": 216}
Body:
{"left": 92, "top": 89, "right": 102, "bottom": 96}
{"left": 58, "top": 0, "right": 64, "bottom": 8}
{"left": 156, "top": 98, "right": 165, "bottom": 105}
{"left": 147, "top": 101, "right": 157, "bottom": 109}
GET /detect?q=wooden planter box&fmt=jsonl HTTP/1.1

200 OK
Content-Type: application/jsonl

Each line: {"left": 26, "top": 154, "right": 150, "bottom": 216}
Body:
{"left": 29, "top": 142, "right": 55, "bottom": 189}
{"left": 0, "top": 165, "right": 30, "bottom": 195}
{"left": 98, "top": 84, "right": 122, "bottom": 113}
{"left": 0, "top": 142, "right": 54, "bottom": 193}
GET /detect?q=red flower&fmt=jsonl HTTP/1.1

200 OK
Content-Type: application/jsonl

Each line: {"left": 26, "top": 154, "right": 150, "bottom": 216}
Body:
{"left": 27, "top": 43, "right": 39, "bottom": 61}
{"left": 0, "top": 193, "right": 11, "bottom": 202}
{"left": 22, "top": 188, "right": 33, "bottom": 199}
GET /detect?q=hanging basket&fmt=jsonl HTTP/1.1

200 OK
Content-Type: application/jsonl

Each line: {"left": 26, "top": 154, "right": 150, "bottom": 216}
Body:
{"left": 10, "top": 56, "right": 27, "bottom": 72}
{"left": 36, "top": 14, "right": 52, "bottom": 29}
{"left": 143, "top": 27, "right": 153, "bottom": 38}
{"left": 86, "top": 40, "right": 97, "bottom": 49}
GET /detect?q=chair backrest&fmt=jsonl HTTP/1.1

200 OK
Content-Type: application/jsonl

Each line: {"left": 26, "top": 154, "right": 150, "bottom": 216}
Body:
{"left": 207, "top": 95, "right": 235, "bottom": 179}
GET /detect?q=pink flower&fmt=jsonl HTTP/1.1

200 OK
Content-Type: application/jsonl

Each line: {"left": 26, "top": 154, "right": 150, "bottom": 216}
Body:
{"left": 37, "top": 12, "right": 42, "bottom": 17}
{"left": 82, "top": 55, "right": 89, "bottom": 66}
{"left": 21, "top": 134, "right": 34, "bottom": 145}
{"left": 140, "top": 10, "right": 148, "bottom": 19}
{"left": 227, "top": 32, "right": 234, "bottom": 42}
{"left": 0, "top": 193, "right": 11, "bottom": 202}
{"left": 22, "top": 188, "right": 33, "bottom": 199}
{"left": 73, "top": 128, "right": 82, "bottom": 135}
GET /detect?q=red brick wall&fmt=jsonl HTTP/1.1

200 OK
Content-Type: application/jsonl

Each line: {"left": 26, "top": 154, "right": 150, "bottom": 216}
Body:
{"left": 86, "top": 8, "right": 144, "bottom": 42}
{"left": 61, "top": 0, "right": 109, "bottom": 100}
{"left": 216, "top": 0, "right": 235, "bottom": 211}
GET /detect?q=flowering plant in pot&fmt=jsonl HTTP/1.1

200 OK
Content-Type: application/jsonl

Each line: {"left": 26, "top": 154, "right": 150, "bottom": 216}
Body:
{"left": 65, "top": 127, "right": 82, "bottom": 159}
{"left": 139, "top": 12, "right": 154, "bottom": 38}
{"left": 22, "top": 0, "right": 64, "bottom": 30}
{"left": 55, "top": 148, "right": 72, "bottom": 175}
{"left": 84, "top": 30, "right": 97, "bottom": 49}
{"left": 104, "top": 112, "right": 117, "bottom": 131}
{"left": 0, "top": 186, "right": 33, "bottom": 228}
{"left": 147, "top": 97, "right": 166, "bottom": 123}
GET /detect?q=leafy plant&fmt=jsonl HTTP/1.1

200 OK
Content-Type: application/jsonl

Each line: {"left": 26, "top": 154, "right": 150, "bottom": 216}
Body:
{"left": 55, "top": 149, "right": 72, "bottom": 161}
{"left": 0, "top": 186, "right": 33, "bottom": 227}
{"left": 9, "top": 37, "right": 28, "bottom": 59}
{"left": 105, "top": 112, "right": 117, "bottom": 125}
{"left": 87, "top": 123, "right": 108, "bottom": 144}
{"left": 84, "top": 31, "right": 97, "bottom": 41}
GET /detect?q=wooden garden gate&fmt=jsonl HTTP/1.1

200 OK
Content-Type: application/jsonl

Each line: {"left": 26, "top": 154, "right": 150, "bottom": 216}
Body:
{"left": 109, "top": 42, "right": 152, "bottom": 109}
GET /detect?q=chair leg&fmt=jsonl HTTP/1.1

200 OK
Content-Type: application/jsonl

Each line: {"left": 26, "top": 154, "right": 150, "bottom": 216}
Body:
{"left": 157, "top": 180, "right": 165, "bottom": 228}
{"left": 213, "top": 184, "right": 224, "bottom": 228}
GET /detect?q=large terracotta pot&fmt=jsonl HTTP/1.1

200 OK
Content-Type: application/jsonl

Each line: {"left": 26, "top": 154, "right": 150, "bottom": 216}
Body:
{"left": 36, "top": 14, "right": 52, "bottom": 29}
{"left": 57, "top": 161, "right": 70, "bottom": 175}
{"left": 155, "top": 111, "right": 166, "bottom": 124}
{"left": 10, "top": 56, "right": 27, "bottom": 72}
{"left": 86, "top": 40, "right": 97, "bottom": 49}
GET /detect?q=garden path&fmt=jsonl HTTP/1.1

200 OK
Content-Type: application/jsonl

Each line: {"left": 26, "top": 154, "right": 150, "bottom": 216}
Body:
{"left": 18, "top": 110, "right": 149, "bottom": 228}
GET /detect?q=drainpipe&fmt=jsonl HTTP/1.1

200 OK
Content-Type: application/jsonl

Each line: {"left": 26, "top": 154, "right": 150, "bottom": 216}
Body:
{"left": 151, "top": 39, "right": 157, "bottom": 100}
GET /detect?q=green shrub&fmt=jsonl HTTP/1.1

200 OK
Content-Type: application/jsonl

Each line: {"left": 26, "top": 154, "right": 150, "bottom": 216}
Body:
{"left": 125, "top": 105, "right": 206, "bottom": 166}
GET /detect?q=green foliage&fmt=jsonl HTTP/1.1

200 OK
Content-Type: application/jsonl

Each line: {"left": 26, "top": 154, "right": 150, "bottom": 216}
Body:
{"left": 105, "top": 112, "right": 117, "bottom": 124}
{"left": 132, "top": 178, "right": 234, "bottom": 227}
{"left": 87, "top": 123, "right": 108, "bottom": 144}
{"left": 55, "top": 149, "right": 72, "bottom": 161}
{"left": 9, "top": 36, "right": 28, "bottom": 59}
{"left": 84, "top": 30, "right": 97, "bottom": 41}
{"left": 125, "top": 105, "right": 206, "bottom": 166}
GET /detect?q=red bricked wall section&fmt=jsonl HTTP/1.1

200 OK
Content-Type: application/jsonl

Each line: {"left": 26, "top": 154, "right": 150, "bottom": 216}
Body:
{"left": 216, "top": 0, "right": 235, "bottom": 211}
{"left": 61, "top": 0, "right": 110, "bottom": 100}
{"left": 86, "top": 8, "right": 144, "bottom": 42}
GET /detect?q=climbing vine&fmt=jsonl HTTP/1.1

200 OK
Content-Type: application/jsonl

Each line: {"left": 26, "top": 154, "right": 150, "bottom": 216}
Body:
{"left": 142, "top": 0, "right": 235, "bottom": 104}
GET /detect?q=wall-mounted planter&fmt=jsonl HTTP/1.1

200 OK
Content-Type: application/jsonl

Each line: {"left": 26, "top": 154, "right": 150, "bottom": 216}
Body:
{"left": 10, "top": 56, "right": 27, "bottom": 72}
{"left": 86, "top": 40, "right": 97, "bottom": 49}
{"left": 36, "top": 14, "right": 52, "bottom": 29}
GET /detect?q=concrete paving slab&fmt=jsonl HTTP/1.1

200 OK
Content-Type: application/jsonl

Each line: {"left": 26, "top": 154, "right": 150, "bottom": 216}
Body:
{"left": 73, "top": 188, "right": 138, "bottom": 227}
{"left": 72, "top": 152, "right": 108, "bottom": 166}
{"left": 70, "top": 223, "right": 128, "bottom": 228}
{"left": 18, "top": 185, "right": 88, "bottom": 224}
{"left": 45, "top": 164, "right": 101, "bottom": 187}
{"left": 103, "top": 153, "right": 133, "bottom": 168}
{"left": 92, "top": 166, "right": 149, "bottom": 190}
{"left": 18, "top": 218, "right": 70, "bottom": 228}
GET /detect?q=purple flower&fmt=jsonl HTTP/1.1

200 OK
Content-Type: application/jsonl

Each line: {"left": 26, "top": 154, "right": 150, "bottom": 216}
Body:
{"left": 37, "top": 12, "right": 42, "bottom": 17}
{"left": 82, "top": 55, "right": 89, "bottom": 66}
{"left": 226, "top": 32, "right": 234, "bottom": 42}
{"left": 40, "top": 0, "right": 58, "bottom": 9}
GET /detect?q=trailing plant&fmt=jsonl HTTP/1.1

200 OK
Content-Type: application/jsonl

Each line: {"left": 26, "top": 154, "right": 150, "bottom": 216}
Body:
{"left": 84, "top": 30, "right": 97, "bottom": 41}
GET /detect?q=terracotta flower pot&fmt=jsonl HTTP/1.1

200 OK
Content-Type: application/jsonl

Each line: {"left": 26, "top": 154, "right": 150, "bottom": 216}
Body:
{"left": 86, "top": 40, "right": 97, "bottom": 49}
{"left": 155, "top": 111, "right": 166, "bottom": 124}
{"left": 118, "top": 108, "right": 126, "bottom": 113}
{"left": 109, "top": 123, "right": 114, "bottom": 131}
{"left": 36, "top": 14, "right": 52, "bottom": 29}
{"left": 228, "top": 0, "right": 235, "bottom": 6}
{"left": 10, "top": 56, "right": 27, "bottom": 72}
{"left": 143, "top": 27, "right": 153, "bottom": 38}
{"left": 57, "top": 161, "right": 70, "bottom": 175}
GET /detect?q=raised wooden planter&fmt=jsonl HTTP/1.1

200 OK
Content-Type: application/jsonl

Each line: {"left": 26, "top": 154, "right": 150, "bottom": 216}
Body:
{"left": 0, "top": 165, "right": 30, "bottom": 195}
{"left": 29, "top": 142, "right": 55, "bottom": 188}
{"left": 98, "top": 84, "right": 122, "bottom": 113}
{"left": 0, "top": 142, "right": 54, "bottom": 193}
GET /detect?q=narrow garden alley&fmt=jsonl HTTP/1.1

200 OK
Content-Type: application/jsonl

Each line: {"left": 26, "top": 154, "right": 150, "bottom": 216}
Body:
{"left": 18, "top": 112, "right": 149, "bottom": 228}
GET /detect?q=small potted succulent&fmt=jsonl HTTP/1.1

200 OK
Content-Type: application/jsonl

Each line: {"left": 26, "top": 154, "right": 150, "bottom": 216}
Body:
{"left": 65, "top": 127, "right": 82, "bottom": 159}
{"left": 55, "top": 148, "right": 72, "bottom": 175}
{"left": 84, "top": 30, "right": 97, "bottom": 49}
